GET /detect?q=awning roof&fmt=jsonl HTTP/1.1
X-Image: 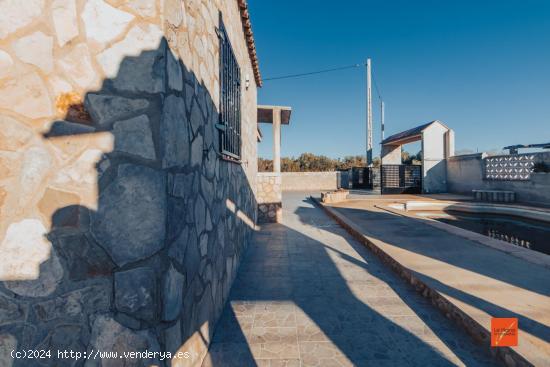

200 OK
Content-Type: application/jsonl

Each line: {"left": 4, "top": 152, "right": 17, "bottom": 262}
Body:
{"left": 381, "top": 120, "right": 447, "bottom": 146}
{"left": 257, "top": 105, "right": 292, "bottom": 125}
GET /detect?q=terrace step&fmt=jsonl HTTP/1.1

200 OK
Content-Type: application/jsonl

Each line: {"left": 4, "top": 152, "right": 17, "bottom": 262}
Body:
{"left": 473, "top": 189, "right": 516, "bottom": 203}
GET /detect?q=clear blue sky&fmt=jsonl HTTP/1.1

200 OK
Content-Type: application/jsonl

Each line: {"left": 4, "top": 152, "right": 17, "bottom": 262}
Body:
{"left": 248, "top": 0, "right": 550, "bottom": 159}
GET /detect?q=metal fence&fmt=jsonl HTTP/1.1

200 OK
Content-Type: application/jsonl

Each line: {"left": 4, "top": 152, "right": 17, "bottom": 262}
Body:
{"left": 483, "top": 154, "right": 535, "bottom": 181}
{"left": 380, "top": 165, "right": 422, "bottom": 194}
{"left": 350, "top": 167, "right": 373, "bottom": 189}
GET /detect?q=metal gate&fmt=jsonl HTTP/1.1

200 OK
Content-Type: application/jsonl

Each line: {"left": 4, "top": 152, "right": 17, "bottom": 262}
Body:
{"left": 350, "top": 167, "right": 373, "bottom": 189}
{"left": 380, "top": 165, "right": 422, "bottom": 194}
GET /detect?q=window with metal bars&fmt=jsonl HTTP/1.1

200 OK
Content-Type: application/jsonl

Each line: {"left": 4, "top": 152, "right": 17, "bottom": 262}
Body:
{"left": 216, "top": 15, "right": 242, "bottom": 160}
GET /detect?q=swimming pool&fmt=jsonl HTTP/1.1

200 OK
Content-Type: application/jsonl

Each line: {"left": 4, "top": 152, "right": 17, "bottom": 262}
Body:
{"left": 434, "top": 212, "right": 550, "bottom": 256}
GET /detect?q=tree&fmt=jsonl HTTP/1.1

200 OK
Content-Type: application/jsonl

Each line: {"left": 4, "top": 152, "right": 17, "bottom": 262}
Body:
{"left": 258, "top": 157, "right": 273, "bottom": 172}
{"left": 401, "top": 151, "right": 411, "bottom": 164}
{"left": 402, "top": 150, "right": 422, "bottom": 165}
{"left": 258, "top": 153, "right": 380, "bottom": 172}
{"left": 337, "top": 155, "right": 366, "bottom": 170}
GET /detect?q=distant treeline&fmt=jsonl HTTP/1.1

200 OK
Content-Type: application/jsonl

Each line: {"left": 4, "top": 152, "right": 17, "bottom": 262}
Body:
{"left": 259, "top": 151, "right": 422, "bottom": 172}
{"left": 258, "top": 153, "right": 380, "bottom": 172}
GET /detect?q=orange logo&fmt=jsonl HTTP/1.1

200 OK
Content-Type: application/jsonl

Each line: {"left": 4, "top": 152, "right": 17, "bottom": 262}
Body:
{"left": 491, "top": 318, "right": 518, "bottom": 347}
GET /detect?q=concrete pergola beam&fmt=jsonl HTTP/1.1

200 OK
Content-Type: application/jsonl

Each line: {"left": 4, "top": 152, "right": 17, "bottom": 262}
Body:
{"left": 257, "top": 105, "right": 292, "bottom": 173}
{"left": 257, "top": 105, "right": 292, "bottom": 125}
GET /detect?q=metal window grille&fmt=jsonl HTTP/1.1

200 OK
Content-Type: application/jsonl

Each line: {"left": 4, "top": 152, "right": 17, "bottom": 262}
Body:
{"left": 217, "top": 16, "right": 241, "bottom": 160}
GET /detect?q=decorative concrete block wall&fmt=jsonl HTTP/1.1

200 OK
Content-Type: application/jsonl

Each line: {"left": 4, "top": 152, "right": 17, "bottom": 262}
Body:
{"left": 256, "top": 172, "right": 282, "bottom": 223}
{"left": 0, "top": 1, "right": 258, "bottom": 366}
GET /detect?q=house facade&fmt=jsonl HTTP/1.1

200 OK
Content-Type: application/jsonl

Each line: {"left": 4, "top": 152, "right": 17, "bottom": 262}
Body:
{"left": 0, "top": 0, "right": 261, "bottom": 365}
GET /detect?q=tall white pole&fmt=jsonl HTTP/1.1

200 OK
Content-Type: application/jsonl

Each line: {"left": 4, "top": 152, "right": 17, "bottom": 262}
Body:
{"left": 272, "top": 108, "right": 281, "bottom": 173}
{"left": 366, "top": 58, "right": 373, "bottom": 167}
{"left": 381, "top": 100, "right": 385, "bottom": 142}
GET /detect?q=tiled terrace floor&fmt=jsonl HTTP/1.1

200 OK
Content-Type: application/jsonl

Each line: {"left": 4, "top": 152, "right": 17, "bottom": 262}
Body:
{"left": 203, "top": 192, "right": 497, "bottom": 366}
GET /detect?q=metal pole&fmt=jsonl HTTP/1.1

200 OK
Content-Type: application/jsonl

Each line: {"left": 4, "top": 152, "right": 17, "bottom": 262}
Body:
{"left": 366, "top": 58, "right": 373, "bottom": 167}
{"left": 381, "top": 100, "right": 385, "bottom": 141}
{"left": 272, "top": 108, "right": 281, "bottom": 173}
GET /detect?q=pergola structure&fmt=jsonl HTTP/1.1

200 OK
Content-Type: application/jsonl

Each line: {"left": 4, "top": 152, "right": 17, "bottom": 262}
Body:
{"left": 257, "top": 105, "right": 292, "bottom": 172}
{"left": 381, "top": 120, "right": 454, "bottom": 193}
{"left": 256, "top": 105, "right": 292, "bottom": 223}
{"left": 503, "top": 143, "right": 550, "bottom": 155}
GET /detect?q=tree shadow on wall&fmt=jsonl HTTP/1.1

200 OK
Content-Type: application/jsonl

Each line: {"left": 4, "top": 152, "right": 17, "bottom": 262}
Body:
{"left": 0, "top": 37, "right": 257, "bottom": 367}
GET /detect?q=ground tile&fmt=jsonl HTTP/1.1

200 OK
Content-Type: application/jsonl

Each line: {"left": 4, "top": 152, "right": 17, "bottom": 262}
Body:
{"left": 254, "top": 310, "right": 296, "bottom": 328}
{"left": 298, "top": 341, "right": 353, "bottom": 367}
{"left": 211, "top": 314, "right": 253, "bottom": 343}
{"left": 202, "top": 342, "right": 256, "bottom": 367}
{"left": 250, "top": 342, "right": 300, "bottom": 359}
{"left": 229, "top": 300, "right": 256, "bottom": 316}
{"left": 249, "top": 327, "right": 298, "bottom": 344}
{"left": 203, "top": 193, "right": 502, "bottom": 367}
{"left": 256, "top": 359, "right": 302, "bottom": 367}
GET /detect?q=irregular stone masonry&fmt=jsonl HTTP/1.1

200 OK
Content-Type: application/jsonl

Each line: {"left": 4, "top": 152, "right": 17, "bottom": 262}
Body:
{"left": 0, "top": 1, "right": 259, "bottom": 366}
{"left": 257, "top": 173, "right": 282, "bottom": 223}
{"left": 321, "top": 189, "right": 349, "bottom": 204}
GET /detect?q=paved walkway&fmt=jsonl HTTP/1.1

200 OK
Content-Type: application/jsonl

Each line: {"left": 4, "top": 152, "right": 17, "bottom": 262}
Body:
{"left": 326, "top": 198, "right": 550, "bottom": 366}
{"left": 203, "top": 192, "right": 496, "bottom": 366}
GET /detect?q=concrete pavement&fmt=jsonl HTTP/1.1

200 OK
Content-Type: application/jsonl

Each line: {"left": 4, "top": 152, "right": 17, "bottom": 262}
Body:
{"left": 322, "top": 198, "right": 550, "bottom": 367}
{"left": 203, "top": 192, "right": 497, "bottom": 366}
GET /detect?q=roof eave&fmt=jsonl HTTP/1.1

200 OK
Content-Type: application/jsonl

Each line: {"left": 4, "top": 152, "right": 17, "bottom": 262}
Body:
{"left": 237, "top": 0, "right": 262, "bottom": 87}
{"left": 381, "top": 120, "right": 450, "bottom": 146}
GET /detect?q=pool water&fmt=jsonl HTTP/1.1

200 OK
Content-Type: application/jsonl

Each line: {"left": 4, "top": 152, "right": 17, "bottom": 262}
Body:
{"left": 435, "top": 213, "right": 550, "bottom": 256}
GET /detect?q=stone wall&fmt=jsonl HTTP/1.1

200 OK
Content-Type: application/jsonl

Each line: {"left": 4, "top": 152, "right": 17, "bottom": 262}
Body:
{"left": 281, "top": 171, "right": 342, "bottom": 191}
{"left": 0, "top": 1, "right": 258, "bottom": 366}
{"left": 256, "top": 172, "right": 282, "bottom": 223}
{"left": 447, "top": 152, "right": 550, "bottom": 207}
{"left": 321, "top": 189, "right": 349, "bottom": 203}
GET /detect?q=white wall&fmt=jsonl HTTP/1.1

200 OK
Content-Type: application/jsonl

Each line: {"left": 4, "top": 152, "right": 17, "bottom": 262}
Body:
{"left": 422, "top": 123, "right": 450, "bottom": 193}
{"left": 447, "top": 153, "right": 486, "bottom": 192}
{"left": 381, "top": 144, "right": 401, "bottom": 164}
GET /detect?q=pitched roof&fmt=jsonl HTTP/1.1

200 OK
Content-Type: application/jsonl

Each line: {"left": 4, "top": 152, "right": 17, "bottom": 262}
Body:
{"left": 237, "top": 0, "right": 262, "bottom": 87}
{"left": 381, "top": 120, "right": 448, "bottom": 145}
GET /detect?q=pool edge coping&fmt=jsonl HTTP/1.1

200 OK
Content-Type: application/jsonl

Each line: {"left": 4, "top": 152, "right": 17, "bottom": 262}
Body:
{"left": 374, "top": 203, "right": 550, "bottom": 270}
{"left": 401, "top": 201, "right": 550, "bottom": 224}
